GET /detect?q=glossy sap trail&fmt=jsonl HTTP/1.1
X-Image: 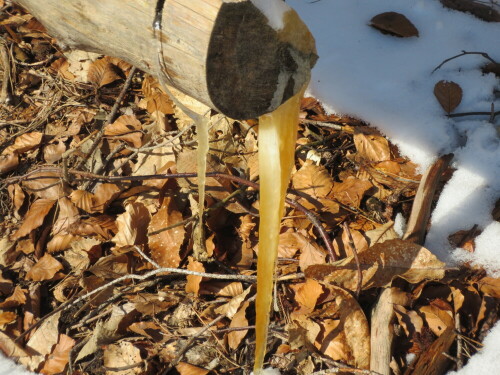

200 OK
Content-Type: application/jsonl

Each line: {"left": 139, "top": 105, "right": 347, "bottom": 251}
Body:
{"left": 254, "top": 88, "right": 304, "bottom": 374}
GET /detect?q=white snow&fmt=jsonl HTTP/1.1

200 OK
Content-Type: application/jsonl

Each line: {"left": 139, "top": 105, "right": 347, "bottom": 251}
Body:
{"left": 251, "top": 0, "right": 290, "bottom": 30}
{"left": 288, "top": 0, "right": 500, "bottom": 269}
{"left": 448, "top": 321, "right": 500, "bottom": 375}
{"left": 0, "top": 354, "right": 36, "bottom": 375}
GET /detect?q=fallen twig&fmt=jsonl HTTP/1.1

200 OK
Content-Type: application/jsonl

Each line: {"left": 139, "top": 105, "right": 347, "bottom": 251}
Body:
{"left": 432, "top": 50, "right": 498, "bottom": 73}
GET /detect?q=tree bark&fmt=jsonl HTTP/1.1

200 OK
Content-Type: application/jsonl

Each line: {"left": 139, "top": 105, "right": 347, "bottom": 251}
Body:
{"left": 14, "top": 0, "right": 317, "bottom": 119}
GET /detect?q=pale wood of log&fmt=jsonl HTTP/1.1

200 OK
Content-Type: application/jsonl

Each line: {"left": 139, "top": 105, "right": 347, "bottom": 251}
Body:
{"left": 14, "top": 0, "right": 317, "bottom": 119}
{"left": 370, "top": 287, "right": 395, "bottom": 375}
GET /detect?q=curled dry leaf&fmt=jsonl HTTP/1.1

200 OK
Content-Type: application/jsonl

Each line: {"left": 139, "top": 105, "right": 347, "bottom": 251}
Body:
{"left": 314, "top": 285, "right": 370, "bottom": 368}
{"left": 92, "top": 183, "right": 122, "bottom": 212}
{"left": 69, "top": 215, "right": 116, "bottom": 239}
{"left": 292, "top": 278, "right": 324, "bottom": 313}
{"left": 52, "top": 198, "right": 79, "bottom": 236}
{"left": 26, "top": 253, "right": 64, "bottom": 281}
{"left": 199, "top": 281, "right": 244, "bottom": 297}
{"left": 104, "top": 115, "right": 143, "bottom": 149}
{"left": 140, "top": 75, "right": 175, "bottom": 115}
{"left": 330, "top": 176, "right": 372, "bottom": 207}
{"left": 292, "top": 161, "right": 334, "bottom": 198}
{"left": 22, "top": 171, "right": 70, "bottom": 200}
{"left": 228, "top": 300, "right": 250, "bottom": 350}
{"left": 434, "top": 80, "right": 463, "bottom": 113}
{"left": 419, "top": 304, "right": 454, "bottom": 336}
{"left": 87, "top": 56, "right": 124, "bottom": 87}
{"left": 185, "top": 256, "right": 204, "bottom": 295}
{"left": 49, "top": 58, "right": 76, "bottom": 81}
{"left": 215, "top": 286, "right": 251, "bottom": 319}
{"left": 176, "top": 362, "right": 209, "bottom": 375}
{"left": 43, "top": 139, "right": 66, "bottom": 163}
{"left": 353, "top": 131, "right": 391, "bottom": 162}
{"left": 3, "top": 131, "right": 43, "bottom": 155}
{"left": 298, "top": 233, "right": 327, "bottom": 271}
{"left": 40, "top": 334, "right": 75, "bottom": 375}
{"left": 0, "top": 286, "right": 26, "bottom": 308}
{"left": 370, "top": 12, "right": 419, "bottom": 37}
{"left": 148, "top": 197, "right": 185, "bottom": 268}
{"left": 0, "top": 152, "right": 19, "bottom": 175}
{"left": 112, "top": 201, "right": 151, "bottom": 249}
{"left": 7, "top": 184, "right": 25, "bottom": 219}
{"left": 305, "top": 239, "right": 445, "bottom": 291}
{"left": 0, "top": 311, "right": 17, "bottom": 328}
{"left": 12, "top": 199, "right": 56, "bottom": 240}
{"left": 70, "top": 189, "right": 95, "bottom": 213}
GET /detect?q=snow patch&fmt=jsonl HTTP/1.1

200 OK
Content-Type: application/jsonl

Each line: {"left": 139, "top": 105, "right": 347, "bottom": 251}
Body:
{"left": 251, "top": 0, "right": 290, "bottom": 31}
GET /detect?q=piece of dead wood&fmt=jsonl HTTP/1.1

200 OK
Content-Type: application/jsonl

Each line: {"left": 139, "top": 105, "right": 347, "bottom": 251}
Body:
{"left": 403, "top": 154, "right": 453, "bottom": 245}
{"left": 370, "top": 287, "right": 396, "bottom": 375}
{"left": 403, "top": 326, "right": 456, "bottom": 375}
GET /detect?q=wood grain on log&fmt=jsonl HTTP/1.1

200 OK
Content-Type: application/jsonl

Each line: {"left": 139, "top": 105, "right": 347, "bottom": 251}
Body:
{"left": 14, "top": 0, "right": 317, "bottom": 119}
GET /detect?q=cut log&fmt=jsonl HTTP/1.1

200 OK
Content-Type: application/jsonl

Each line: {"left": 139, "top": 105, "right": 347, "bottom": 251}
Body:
{"left": 14, "top": 0, "right": 318, "bottom": 119}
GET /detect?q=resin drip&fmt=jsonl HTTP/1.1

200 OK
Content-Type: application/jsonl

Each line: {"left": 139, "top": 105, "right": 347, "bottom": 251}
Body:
{"left": 254, "top": 89, "right": 303, "bottom": 373}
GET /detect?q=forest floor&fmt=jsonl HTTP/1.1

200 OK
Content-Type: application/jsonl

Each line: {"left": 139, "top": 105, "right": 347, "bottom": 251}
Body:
{"left": 1, "top": 3, "right": 499, "bottom": 375}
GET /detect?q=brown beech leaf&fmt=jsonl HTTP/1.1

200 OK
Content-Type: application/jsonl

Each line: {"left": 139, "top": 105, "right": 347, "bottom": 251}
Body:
{"left": 26, "top": 253, "right": 64, "bottom": 281}
{"left": 49, "top": 58, "right": 75, "bottom": 81}
{"left": 43, "top": 139, "right": 66, "bottom": 164}
{"left": 199, "top": 281, "right": 243, "bottom": 297}
{"left": 292, "top": 161, "right": 334, "bottom": 198}
{"left": 112, "top": 202, "right": 151, "bottom": 249}
{"left": 92, "top": 183, "right": 122, "bottom": 212}
{"left": 330, "top": 176, "right": 372, "bottom": 207}
{"left": 0, "top": 152, "right": 19, "bottom": 175}
{"left": 292, "top": 278, "right": 324, "bottom": 312}
{"left": 40, "top": 334, "right": 75, "bottom": 375}
{"left": 313, "top": 285, "right": 370, "bottom": 369}
{"left": 298, "top": 233, "right": 327, "bottom": 271}
{"left": 52, "top": 198, "right": 79, "bottom": 236}
{"left": 0, "top": 311, "right": 17, "bottom": 327}
{"left": 370, "top": 12, "right": 419, "bottom": 37}
{"left": 103, "top": 341, "right": 142, "bottom": 375}
{"left": 87, "top": 56, "right": 123, "bottom": 87}
{"left": 8, "top": 184, "right": 26, "bottom": 219}
{"left": 434, "top": 80, "right": 463, "bottom": 113}
{"left": 228, "top": 300, "right": 250, "bottom": 350}
{"left": 353, "top": 131, "right": 391, "bottom": 162}
{"left": 3, "top": 131, "right": 43, "bottom": 154}
{"left": 176, "top": 362, "right": 209, "bottom": 375}
{"left": 70, "top": 215, "right": 117, "bottom": 239}
{"left": 305, "top": 239, "right": 445, "bottom": 291}
{"left": 46, "top": 234, "right": 78, "bottom": 253}
{"left": 0, "top": 286, "right": 26, "bottom": 308}
{"left": 478, "top": 276, "right": 500, "bottom": 298}
{"left": 12, "top": 199, "right": 56, "bottom": 240}
{"left": 140, "top": 76, "right": 175, "bottom": 115}
{"left": 22, "top": 171, "right": 70, "bottom": 200}
{"left": 419, "top": 304, "right": 454, "bottom": 336}
{"left": 185, "top": 257, "right": 204, "bottom": 295}
{"left": 148, "top": 197, "right": 185, "bottom": 268}
{"left": 69, "top": 190, "right": 95, "bottom": 213}
{"left": 104, "top": 115, "right": 143, "bottom": 148}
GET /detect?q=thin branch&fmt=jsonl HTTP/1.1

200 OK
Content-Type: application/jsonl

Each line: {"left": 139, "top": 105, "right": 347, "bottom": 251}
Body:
{"left": 447, "top": 110, "right": 500, "bottom": 119}
{"left": 432, "top": 50, "right": 498, "bottom": 73}
{"left": 133, "top": 245, "right": 161, "bottom": 269}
